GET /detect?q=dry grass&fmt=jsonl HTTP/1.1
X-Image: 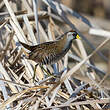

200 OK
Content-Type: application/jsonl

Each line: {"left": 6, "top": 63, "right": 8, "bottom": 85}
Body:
{"left": 0, "top": 0, "right": 110, "bottom": 110}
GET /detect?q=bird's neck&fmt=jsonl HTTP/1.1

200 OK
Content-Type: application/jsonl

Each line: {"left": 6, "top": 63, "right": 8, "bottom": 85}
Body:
{"left": 58, "top": 35, "right": 72, "bottom": 51}
{"left": 63, "top": 39, "right": 72, "bottom": 51}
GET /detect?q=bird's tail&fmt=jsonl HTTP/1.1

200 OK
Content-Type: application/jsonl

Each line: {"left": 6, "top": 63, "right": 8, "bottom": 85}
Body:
{"left": 19, "top": 41, "right": 32, "bottom": 51}
{"left": 20, "top": 48, "right": 29, "bottom": 59}
{"left": 19, "top": 41, "right": 31, "bottom": 59}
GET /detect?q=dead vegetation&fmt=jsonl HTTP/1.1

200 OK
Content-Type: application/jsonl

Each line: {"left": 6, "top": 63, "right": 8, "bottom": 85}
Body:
{"left": 0, "top": 0, "right": 110, "bottom": 110}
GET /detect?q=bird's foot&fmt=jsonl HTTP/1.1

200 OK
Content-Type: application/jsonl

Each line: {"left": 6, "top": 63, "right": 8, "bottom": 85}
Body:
{"left": 49, "top": 68, "right": 67, "bottom": 78}
{"left": 53, "top": 68, "right": 67, "bottom": 76}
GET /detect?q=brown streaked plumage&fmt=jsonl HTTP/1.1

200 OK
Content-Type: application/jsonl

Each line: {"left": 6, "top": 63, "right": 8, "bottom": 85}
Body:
{"left": 20, "top": 30, "right": 80, "bottom": 66}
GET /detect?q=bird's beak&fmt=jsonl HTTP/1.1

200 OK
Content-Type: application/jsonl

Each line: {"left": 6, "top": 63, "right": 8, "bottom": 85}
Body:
{"left": 76, "top": 34, "right": 80, "bottom": 39}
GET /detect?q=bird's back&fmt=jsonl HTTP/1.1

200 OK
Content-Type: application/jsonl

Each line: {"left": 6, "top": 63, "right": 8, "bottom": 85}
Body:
{"left": 20, "top": 34, "right": 71, "bottom": 65}
{"left": 29, "top": 38, "right": 67, "bottom": 65}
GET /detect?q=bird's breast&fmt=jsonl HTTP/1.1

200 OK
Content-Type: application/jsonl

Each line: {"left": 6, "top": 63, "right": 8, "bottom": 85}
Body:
{"left": 28, "top": 37, "right": 72, "bottom": 65}
{"left": 42, "top": 40, "right": 72, "bottom": 65}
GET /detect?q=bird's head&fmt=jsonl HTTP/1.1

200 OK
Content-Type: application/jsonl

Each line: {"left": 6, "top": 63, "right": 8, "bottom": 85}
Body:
{"left": 67, "top": 30, "right": 80, "bottom": 41}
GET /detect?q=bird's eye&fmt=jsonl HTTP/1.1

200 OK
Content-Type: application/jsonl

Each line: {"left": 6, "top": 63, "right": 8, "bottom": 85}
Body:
{"left": 72, "top": 32, "right": 77, "bottom": 37}
{"left": 72, "top": 32, "right": 80, "bottom": 39}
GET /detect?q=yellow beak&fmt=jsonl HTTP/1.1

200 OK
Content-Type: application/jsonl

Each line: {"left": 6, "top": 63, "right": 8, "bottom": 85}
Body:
{"left": 76, "top": 34, "right": 80, "bottom": 39}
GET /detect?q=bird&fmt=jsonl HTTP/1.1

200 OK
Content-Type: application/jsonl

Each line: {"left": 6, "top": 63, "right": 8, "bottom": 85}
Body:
{"left": 19, "top": 30, "right": 80, "bottom": 80}
{"left": 20, "top": 30, "right": 80, "bottom": 66}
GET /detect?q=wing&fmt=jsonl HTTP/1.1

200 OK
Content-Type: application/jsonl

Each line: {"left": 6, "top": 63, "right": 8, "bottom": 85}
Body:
{"left": 28, "top": 41, "right": 61, "bottom": 64}
{"left": 19, "top": 41, "right": 58, "bottom": 51}
{"left": 20, "top": 39, "right": 66, "bottom": 65}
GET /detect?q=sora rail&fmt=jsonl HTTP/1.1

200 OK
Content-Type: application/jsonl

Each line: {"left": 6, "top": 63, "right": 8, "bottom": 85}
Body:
{"left": 20, "top": 30, "right": 80, "bottom": 79}
{"left": 20, "top": 30, "right": 80, "bottom": 66}
{"left": 20, "top": 30, "right": 80, "bottom": 80}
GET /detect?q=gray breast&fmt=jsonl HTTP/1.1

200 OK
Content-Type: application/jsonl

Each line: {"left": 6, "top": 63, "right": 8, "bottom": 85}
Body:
{"left": 41, "top": 41, "right": 72, "bottom": 65}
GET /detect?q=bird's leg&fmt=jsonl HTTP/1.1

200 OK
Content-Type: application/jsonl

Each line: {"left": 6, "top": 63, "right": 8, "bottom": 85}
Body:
{"left": 53, "top": 67, "right": 67, "bottom": 77}
{"left": 33, "top": 64, "right": 39, "bottom": 82}
{"left": 52, "top": 64, "right": 58, "bottom": 74}
{"left": 40, "top": 65, "right": 54, "bottom": 77}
